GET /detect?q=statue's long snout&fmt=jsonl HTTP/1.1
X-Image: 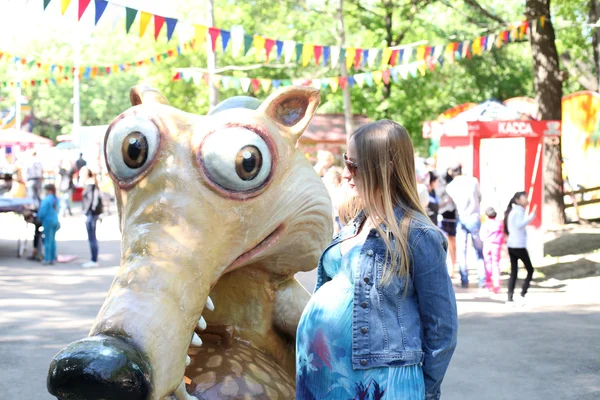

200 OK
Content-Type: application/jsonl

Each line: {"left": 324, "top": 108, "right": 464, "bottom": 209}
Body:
{"left": 47, "top": 334, "right": 151, "bottom": 400}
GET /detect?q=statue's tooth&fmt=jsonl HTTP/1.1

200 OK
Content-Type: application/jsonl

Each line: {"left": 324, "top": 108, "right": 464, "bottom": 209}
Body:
{"left": 191, "top": 333, "right": 202, "bottom": 347}
{"left": 205, "top": 296, "right": 214, "bottom": 311}
{"left": 185, "top": 355, "right": 191, "bottom": 366}
{"left": 197, "top": 316, "right": 207, "bottom": 330}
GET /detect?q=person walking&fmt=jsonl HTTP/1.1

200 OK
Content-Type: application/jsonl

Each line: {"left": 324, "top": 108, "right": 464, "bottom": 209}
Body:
{"left": 296, "top": 120, "right": 458, "bottom": 400}
{"left": 481, "top": 207, "right": 504, "bottom": 294}
{"left": 24, "top": 151, "right": 44, "bottom": 207}
{"left": 426, "top": 171, "right": 440, "bottom": 225}
{"left": 37, "top": 184, "right": 60, "bottom": 265}
{"left": 504, "top": 191, "right": 537, "bottom": 303}
{"left": 445, "top": 163, "right": 486, "bottom": 288}
{"left": 81, "top": 167, "right": 103, "bottom": 268}
{"left": 57, "top": 160, "right": 75, "bottom": 217}
{"left": 437, "top": 167, "right": 458, "bottom": 277}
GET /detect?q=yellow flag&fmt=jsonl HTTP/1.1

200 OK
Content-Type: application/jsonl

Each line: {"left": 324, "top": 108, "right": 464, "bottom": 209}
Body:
{"left": 61, "top": 0, "right": 71, "bottom": 15}
{"left": 346, "top": 47, "right": 355, "bottom": 70}
{"left": 195, "top": 25, "right": 207, "bottom": 46}
{"left": 540, "top": 16, "right": 545, "bottom": 28}
{"left": 260, "top": 79, "right": 272, "bottom": 92}
{"left": 254, "top": 36, "right": 266, "bottom": 61}
{"left": 329, "top": 78, "right": 339, "bottom": 93}
{"left": 381, "top": 48, "right": 392, "bottom": 68}
{"left": 372, "top": 71, "right": 383, "bottom": 85}
{"left": 302, "top": 44, "right": 314, "bottom": 67}
{"left": 140, "top": 12, "right": 152, "bottom": 38}
{"left": 416, "top": 46, "right": 426, "bottom": 60}
{"left": 418, "top": 63, "right": 427, "bottom": 76}
{"left": 472, "top": 38, "right": 481, "bottom": 55}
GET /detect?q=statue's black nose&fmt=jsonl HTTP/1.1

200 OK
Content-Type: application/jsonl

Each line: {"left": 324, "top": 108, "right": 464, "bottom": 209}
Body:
{"left": 47, "top": 334, "right": 150, "bottom": 400}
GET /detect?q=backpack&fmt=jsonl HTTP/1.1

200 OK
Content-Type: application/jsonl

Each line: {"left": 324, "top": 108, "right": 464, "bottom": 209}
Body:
{"left": 91, "top": 185, "right": 103, "bottom": 216}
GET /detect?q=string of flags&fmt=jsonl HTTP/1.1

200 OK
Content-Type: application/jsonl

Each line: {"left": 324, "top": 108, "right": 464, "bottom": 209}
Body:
{"left": 44, "top": 0, "right": 546, "bottom": 70}
{"left": 172, "top": 60, "right": 430, "bottom": 94}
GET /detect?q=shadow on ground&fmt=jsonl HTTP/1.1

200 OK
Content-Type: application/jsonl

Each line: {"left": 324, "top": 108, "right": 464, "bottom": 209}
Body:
{"left": 545, "top": 231, "right": 600, "bottom": 257}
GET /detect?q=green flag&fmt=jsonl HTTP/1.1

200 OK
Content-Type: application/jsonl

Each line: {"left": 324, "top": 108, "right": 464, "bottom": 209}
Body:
{"left": 125, "top": 7, "right": 138, "bottom": 34}
{"left": 243, "top": 34, "right": 254, "bottom": 56}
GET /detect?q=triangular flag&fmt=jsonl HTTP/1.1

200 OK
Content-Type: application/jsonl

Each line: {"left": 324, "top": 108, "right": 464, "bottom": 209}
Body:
{"left": 302, "top": 44, "right": 314, "bottom": 66}
{"left": 345, "top": 47, "right": 355, "bottom": 69}
{"left": 230, "top": 77, "right": 240, "bottom": 89}
{"left": 367, "top": 49, "right": 378, "bottom": 68}
{"left": 264, "top": 39, "right": 275, "bottom": 61}
{"left": 353, "top": 48, "right": 362, "bottom": 69}
{"left": 364, "top": 72, "right": 373, "bottom": 87}
{"left": 94, "top": 0, "right": 108, "bottom": 25}
{"left": 78, "top": 0, "right": 91, "bottom": 20}
{"left": 372, "top": 71, "right": 383, "bottom": 85}
{"left": 403, "top": 48, "right": 412, "bottom": 65}
{"left": 221, "top": 76, "right": 231, "bottom": 89}
{"left": 208, "top": 28, "right": 220, "bottom": 52}
{"left": 540, "top": 16, "right": 545, "bottom": 29}
{"left": 251, "top": 79, "right": 260, "bottom": 93}
{"left": 322, "top": 46, "right": 330, "bottom": 66}
{"left": 339, "top": 77, "right": 347, "bottom": 90}
{"left": 165, "top": 17, "right": 177, "bottom": 41}
{"left": 221, "top": 30, "right": 231, "bottom": 53}
{"left": 275, "top": 40, "right": 284, "bottom": 61}
{"left": 382, "top": 70, "right": 390, "bottom": 85}
{"left": 240, "top": 77, "right": 251, "bottom": 92}
{"left": 243, "top": 34, "right": 254, "bottom": 56}
{"left": 61, "top": 0, "right": 71, "bottom": 15}
{"left": 391, "top": 67, "right": 399, "bottom": 82}
{"left": 390, "top": 49, "right": 399, "bottom": 66}
{"left": 283, "top": 40, "right": 296, "bottom": 63}
{"left": 381, "top": 48, "right": 393, "bottom": 67}
{"left": 354, "top": 73, "right": 365, "bottom": 87}
{"left": 231, "top": 26, "right": 244, "bottom": 57}
{"left": 310, "top": 79, "right": 320, "bottom": 89}
{"left": 374, "top": 49, "right": 382, "bottom": 66}
{"left": 260, "top": 79, "right": 272, "bottom": 92}
{"left": 486, "top": 34, "right": 495, "bottom": 51}
{"left": 416, "top": 46, "right": 425, "bottom": 60}
{"left": 361, "top": 49, "right": 368, "bottom": 67}
{"left": 253, "top": 36, "right": 266, "bottom": 61}
{"left": 330, "top": 46, "right": 340, "bottom": 68}
{"left": 273, "top": 80, "right": 281, "bottom": 88}
{"left": 154, "top": 15, "right": 165, "bottom": 40}
{"left": 329, "top": 78, "right": 339, "bottom": 93}
{"left": 212, "top": 75, "right": 221, "bottom": 88}
{"left": 418, "top": 63, "right": 427, "bottom": 76}
{"left": 295, "top": 42, "right": 303, "bottom": 63}
{"left": 44, "top": 0, "right": 51, "bottom": 10}
{"left": 314, "top": 45, "right": 323, "bottom": 65}
{"left": 125, "top": 8, "right": 138, "bottom": 34}
{"left": 347, "top": 76, "right": 356, "bottom": 87}
{"left": 139, "top": 12, "right": 151, "bottom": 38}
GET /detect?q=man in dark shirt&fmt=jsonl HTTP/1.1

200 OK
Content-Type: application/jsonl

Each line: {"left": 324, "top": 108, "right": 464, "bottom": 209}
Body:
{"left": 75, "top": 153, "right": 87, "bottom": 172}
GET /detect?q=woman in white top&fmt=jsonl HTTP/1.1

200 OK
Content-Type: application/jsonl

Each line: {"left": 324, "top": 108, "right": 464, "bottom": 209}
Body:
{"left": 503, "top": 191, "right": 537, "bottom": 303}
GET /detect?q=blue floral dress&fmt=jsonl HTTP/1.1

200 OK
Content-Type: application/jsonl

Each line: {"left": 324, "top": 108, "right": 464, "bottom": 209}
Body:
{"left": 296, "top": 243, "right": 425, "bottom": 400}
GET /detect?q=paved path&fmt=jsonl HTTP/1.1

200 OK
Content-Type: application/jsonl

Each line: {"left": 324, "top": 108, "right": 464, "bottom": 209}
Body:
{"left": 1, "top": 213, "right": 599, "bottom": 399}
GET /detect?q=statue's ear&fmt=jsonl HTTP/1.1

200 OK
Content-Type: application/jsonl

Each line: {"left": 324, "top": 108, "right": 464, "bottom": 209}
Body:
{"left": 258, "top": 86, "right": 320, "bottom": 140}
{"left": 130, "top": 85, "right": 169, "bottom": 106}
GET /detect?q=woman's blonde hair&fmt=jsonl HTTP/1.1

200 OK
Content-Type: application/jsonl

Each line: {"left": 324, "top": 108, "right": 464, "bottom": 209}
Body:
{"left": 339, "top": 120, "right": 434, "bottom": 284}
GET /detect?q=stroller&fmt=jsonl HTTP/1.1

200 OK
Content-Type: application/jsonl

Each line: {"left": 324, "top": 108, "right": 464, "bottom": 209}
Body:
{"left": 21, "top": 208, "right": 44, "bottom": 261}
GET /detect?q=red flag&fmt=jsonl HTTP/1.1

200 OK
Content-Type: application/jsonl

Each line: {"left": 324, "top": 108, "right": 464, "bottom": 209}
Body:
{"left": 78, "top": 0, "right": 91, "bottom": 21}
{"left": 251, "top": 79, "right": 260, "bottom": 93}
{"left": 36, "top": 62, "right": 42, "bottom": 69}
{"left": 264, "top": 39, "right": 275, "bottom": 62}
{"left": 314, "top": 45, "right": 323, "bottom": 65}
{"left": 105, "top": 66, "right": 111, "bottom": 74}
{"left": 382, "top": 70, "right": 390, "bottom": 84}
{"left": 154, "top": 15, "right": 166, "bottom": 40}
{"left": 339, "top": 76, "right": 347, "bottom": 89}
{"left": 167, "top": 49, "right": 174, "bottom": 57}
{"left": 172, "top": 72, "right": 181, "bottom": 81}
{"left": 424, "top": 46, "right": 432, "bottom": 59}
{"left": 465, "top": 44, "right": 472, "bottom": 59}
{"left": 353, "top": 48, "right": 362, "bottom": 69}
{"left": 203, "top": 74, "right": 210, "bottom": 85}
{"left": 31, "top": 80, "right": 36, "bottom": 86}
{"left": 390, "top": 50, "right": 399, "bottom": 66}
{"left": 208, "top": 28, "right": 220, "bottom": 52}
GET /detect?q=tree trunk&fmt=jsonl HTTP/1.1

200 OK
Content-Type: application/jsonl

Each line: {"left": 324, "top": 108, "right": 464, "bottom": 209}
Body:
{"left": 526, "top": 0, "right": 566, "bottom": 226}
{"left": 589, "top": 0, "right": 600, "bottom": 90}
{"left": 337, "top": 0, "right": 354, "bottom": 136}
{"left": 382, "top": 0, "right": 393, "bottom": 105}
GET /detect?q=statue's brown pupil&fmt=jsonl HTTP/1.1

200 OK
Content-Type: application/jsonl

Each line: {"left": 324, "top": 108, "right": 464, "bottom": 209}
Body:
{"left": 236, "top": 145, "right": 262, "bottom": 181}
{"left": 122, "top": 132, "right": 148, "bottom": 169}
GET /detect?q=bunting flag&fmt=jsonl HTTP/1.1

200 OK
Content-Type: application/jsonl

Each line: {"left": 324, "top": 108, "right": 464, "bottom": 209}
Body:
{"left": 125, "top": 8, "right": 138, "bottom": 34}
{"left": 154, "top": 15, "right": 165, "bottom": 40}
{"left": 165, "top": 17, "right": 177, "bottom": 41}
{"left": 139, "top": 12, "right": 152, "bottom": 37}
{"left": 78, "top": 0, "right": 91, "bottom": 20}
{"left": 44, "top": 0, "right": 51, "bottom": 10}
{"left": 94, "top": 0, "right": 108, "bottom": 25}
{"left": 61, "top": 0, "right": 71, "bottom": 15}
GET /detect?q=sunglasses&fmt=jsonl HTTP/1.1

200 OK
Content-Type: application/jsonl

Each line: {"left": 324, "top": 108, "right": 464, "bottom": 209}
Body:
{"left": 343, "top": 153, "right": 358, "bottom": 176}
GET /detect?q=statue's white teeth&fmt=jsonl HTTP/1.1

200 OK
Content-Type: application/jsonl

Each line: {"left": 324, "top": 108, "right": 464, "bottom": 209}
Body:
{"left": 197, "top": 316, "right": 207, "bottom": 330}
{"left": 205, "top": 296, "right": 214, "bottom": 311}
{"left": 185, "top": 355, "right": 191, "bottom": 366}
{"left": 190, "top": 333, "right": 203, "bottom": 347}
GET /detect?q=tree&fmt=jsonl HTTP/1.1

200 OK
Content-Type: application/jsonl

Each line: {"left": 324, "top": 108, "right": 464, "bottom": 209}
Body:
{"left": 526, "top": 0, "right": 566, "bottom": 225}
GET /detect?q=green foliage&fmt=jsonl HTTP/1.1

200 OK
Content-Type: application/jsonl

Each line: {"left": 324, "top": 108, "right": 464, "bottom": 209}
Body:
{"left": 0, "top": 0, "right": 595, "bottom": 153}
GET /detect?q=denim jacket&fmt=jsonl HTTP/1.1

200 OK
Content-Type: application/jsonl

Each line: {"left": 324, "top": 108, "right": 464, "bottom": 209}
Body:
{"left": 314, "top": 208, "right": 458, "bottom": 400}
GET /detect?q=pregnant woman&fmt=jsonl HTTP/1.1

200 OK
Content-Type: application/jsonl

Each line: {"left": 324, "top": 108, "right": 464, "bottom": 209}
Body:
{"left": 296, "top": 120, "right": 458, "bottom": 400}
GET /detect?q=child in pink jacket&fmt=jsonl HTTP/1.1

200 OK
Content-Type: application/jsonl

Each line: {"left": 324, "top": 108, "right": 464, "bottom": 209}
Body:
{"left": 481, "top": 207, "right": 505, "bottom": 293}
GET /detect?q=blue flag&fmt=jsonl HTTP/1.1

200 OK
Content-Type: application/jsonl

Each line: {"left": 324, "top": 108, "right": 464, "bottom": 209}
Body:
{"left": 221, "top": 30, "right": 231, "bottom": 52}
{"left": 94, "top": 0, "right": 108, "bottom": 26}
{"left": 165, "top": 18, "right": 178, "bottom": 42}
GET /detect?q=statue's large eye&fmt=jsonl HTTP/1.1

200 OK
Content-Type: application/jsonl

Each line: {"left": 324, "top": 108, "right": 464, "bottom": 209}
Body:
{"left": 200, "top": 128, "right": 272, "bottom": 192}
{"left": 105, "top": 115, "right": 160, "bottom": 182}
